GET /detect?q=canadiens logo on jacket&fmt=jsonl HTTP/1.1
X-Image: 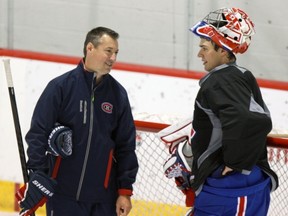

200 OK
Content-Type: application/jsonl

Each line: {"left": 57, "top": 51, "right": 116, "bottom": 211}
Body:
{"left": 102, "top": 102, "right": 113, "bottom": 114}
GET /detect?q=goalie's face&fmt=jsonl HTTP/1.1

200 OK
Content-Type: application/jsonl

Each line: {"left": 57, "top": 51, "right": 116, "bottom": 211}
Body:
{"left": 197, "top": 38, "right": 230, "bottom": 72}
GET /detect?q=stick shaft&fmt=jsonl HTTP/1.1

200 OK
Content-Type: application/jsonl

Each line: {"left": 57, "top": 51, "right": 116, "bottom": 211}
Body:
{"left": 3, "top": 59, "right": 29, "bottom": 183}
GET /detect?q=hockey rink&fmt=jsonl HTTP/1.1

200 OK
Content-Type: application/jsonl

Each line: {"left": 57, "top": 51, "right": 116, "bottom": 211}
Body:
{"left": 0, "top": 57, "right": 287, "bottom": 215}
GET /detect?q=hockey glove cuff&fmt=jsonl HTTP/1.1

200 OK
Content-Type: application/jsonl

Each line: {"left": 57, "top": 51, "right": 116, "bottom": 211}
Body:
{"left": 175, "top": 178, "right": 195, "bottom": 207}
{"left": 16, "top": 171, "right": 57, "bottom": 216}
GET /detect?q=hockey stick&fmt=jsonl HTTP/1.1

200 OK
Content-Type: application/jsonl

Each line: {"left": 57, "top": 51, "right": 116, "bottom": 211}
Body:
{"left": 3, "top": 59, "right": 30, "bottom": 183}
{"left": 3, "top": 59, "right": 36, "bottom": 216}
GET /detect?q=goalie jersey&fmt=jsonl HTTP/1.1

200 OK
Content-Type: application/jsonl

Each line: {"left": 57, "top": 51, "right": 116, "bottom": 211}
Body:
{"left": 190, "top": 63, "right": 278, "bottom": 193}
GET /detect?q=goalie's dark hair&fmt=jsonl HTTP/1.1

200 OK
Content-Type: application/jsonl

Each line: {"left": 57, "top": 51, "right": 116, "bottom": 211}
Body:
{"left": 201, "top": 36, "right": 236, "bottom": 61}
{"left": 212, "top": 40, "right": 236, "bottom": 61}
{"left": 83, "top": 27, "right": 119, "bottom": 57}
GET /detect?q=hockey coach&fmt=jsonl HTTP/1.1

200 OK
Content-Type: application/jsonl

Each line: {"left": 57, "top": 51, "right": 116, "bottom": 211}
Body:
{"left": 18, "top": 27, "right": 139, "bottom": 216}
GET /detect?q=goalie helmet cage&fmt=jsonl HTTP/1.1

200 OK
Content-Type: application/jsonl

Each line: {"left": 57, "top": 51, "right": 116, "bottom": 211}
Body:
{"left": 130, "top": 119, "right": 288, "bottom": 216}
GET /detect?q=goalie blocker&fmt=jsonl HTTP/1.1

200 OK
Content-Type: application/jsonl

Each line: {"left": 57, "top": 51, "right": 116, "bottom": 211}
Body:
{"left": 16, "top": 124, "right": 72, "bottom": 216}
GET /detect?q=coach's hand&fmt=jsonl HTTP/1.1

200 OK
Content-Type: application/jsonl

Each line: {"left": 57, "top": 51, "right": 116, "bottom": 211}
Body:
{"left": 16, "top": 171, "right": 57, "bottom": 216}
{"left": 116, "top": 195, "right": 132, "bottom": 216}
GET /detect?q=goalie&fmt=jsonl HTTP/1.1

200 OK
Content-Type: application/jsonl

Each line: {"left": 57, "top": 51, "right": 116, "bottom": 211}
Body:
{"left": 159, "top": 7, "right": 278, "bottom": 216}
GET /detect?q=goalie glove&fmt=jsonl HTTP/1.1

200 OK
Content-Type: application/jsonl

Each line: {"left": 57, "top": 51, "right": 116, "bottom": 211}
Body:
{"left": 16, "top": 171, "right": 57, "bottom": 216}
{"left": 157, "top": 117, "right": 194, "bottom": 153}
{"left": 47, "top": 124, "right": 72, "bottom": 158}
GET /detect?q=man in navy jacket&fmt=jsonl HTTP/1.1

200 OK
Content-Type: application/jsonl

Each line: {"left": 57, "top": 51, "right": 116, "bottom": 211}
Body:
{"left": 23, "top": 27, "right": 139, "bottom": 216}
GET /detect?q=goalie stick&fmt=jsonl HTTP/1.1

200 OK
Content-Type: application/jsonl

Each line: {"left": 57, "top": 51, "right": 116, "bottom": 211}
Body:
{"left": 3, "top": 59, "right": 35, "bottom": 216}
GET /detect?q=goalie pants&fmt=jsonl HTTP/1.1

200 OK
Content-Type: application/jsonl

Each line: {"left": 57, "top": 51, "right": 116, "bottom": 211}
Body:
{"left": 193, "top": 166, "right": 271, "bottom": 216}
{"left": 46, "top": 193, "right": 117, "bottom": 216}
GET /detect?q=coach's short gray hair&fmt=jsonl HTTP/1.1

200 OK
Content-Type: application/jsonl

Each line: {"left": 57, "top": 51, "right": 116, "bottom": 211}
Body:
{"left": 83, "top": 27, "right": 119, "bottom": 57}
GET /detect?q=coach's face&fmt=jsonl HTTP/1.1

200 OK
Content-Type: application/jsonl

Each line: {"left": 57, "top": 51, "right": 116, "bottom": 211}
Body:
{"left": 85, "top": 34, "right": 119, "bottom": 76}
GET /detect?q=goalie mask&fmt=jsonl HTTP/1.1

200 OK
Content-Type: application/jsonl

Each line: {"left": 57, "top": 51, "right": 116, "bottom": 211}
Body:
{"left": 190, "top": 8, "right": 255, "bottom": 54}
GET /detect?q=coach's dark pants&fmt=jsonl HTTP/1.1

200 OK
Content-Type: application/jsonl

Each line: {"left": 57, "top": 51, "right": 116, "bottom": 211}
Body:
{"left": 46, "top": 194, "right": 117, "bottom": 216}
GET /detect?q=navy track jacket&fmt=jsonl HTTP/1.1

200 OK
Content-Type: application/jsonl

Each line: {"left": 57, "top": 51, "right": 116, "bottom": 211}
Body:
{"left": 25, "top": 61, "right": 139, "bottom": 202}
{"left": 190, "top": 63, "right": 278, "bottom": 193}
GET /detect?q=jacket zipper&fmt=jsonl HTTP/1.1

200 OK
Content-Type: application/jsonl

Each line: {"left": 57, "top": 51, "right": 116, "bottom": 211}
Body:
{"left": 76, "top": 74, "right": 95, "bottom": 200}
